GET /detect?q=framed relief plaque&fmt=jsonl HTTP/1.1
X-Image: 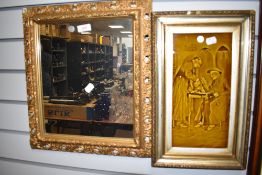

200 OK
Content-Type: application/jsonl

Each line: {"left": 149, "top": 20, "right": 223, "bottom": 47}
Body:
{"left": 152, "top": 11, "right": 255, "bottom": 168}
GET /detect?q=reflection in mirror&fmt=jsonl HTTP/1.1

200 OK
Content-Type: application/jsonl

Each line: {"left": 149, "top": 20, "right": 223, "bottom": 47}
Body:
{"left": 40, "top": 18, "right": 133, "bottom": 138}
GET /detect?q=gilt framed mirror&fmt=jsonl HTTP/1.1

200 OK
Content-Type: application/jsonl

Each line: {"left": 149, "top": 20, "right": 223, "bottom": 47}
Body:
{"left": 23, "top": 0, "right": 152, "bottom": 157}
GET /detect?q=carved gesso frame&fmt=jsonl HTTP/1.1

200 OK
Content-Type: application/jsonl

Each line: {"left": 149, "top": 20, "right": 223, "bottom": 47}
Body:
{"left": 23, "top": 0, "right": 152, "bottom": 157}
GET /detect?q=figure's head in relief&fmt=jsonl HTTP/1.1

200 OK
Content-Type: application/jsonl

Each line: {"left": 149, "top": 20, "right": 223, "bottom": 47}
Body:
{"left": 192, "top": 56, "right": 202, "bottom": 68}
{"left": 207, "top": 68, "right": 222, "bottom": 80}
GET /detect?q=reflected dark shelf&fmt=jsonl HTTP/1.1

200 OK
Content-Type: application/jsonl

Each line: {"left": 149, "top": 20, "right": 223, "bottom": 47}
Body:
{"left": 67, "top": 41, "right": 113, "bottom": 91}
{"left": 51, "top": 36, "right": 69, "bottom": 40}
{"left": 95, "top": 69, "right": 105, "bottom": 72}
{"left": 41, "top": 35, "right": 68, "bottom": 96}
{"left": 52, "top": 65, "right": 67, "bottom": 68}
{"left": 52, "top": 49, "right": 66, "bottom": 52}
{"left": 81, "top": 60, "right": 105, "bottom": 65}
{"left": 53, "top": 78, "right": 67, "bottom": 83}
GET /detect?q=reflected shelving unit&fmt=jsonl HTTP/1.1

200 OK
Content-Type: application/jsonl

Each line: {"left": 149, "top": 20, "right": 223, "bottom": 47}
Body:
{"left": 67, "top": 41, "right": 113, "bottom": 92}
{"left": 40, "top": 35, "right": 68, "bottom": 96}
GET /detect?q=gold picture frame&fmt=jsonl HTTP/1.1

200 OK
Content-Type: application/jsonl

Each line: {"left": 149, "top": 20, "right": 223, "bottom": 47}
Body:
{"left": 23, "top": 0, "right": 152, "bottom": 157}
{"left": 152, "top": 11, "right": 255, "bottom": 168}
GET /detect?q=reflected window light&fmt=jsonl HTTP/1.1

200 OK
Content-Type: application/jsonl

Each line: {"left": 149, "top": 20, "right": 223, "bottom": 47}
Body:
{"left": 197, "top": 35, "right": 204, "bottom": 43}
{"left": 84, "top": 83, "right": 94, "bottom": 94}
{"left": 67, "top": 25, "right": 75, "bottom": 32}
{"left": 120, "top": 31, "right": 132, "bottom": 34}
{"left": 108, "top": 25, "right": 124, "bottom": 29}
{"left": 206, "top": 36, "right": 217, "bottom": 45}
{"left": 77, "top": 23, "right": 92, "bottom": 33}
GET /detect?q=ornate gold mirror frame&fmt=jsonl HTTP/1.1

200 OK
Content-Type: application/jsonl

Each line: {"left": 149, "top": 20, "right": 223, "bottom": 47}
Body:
{"left": 23, "top": 0, "right": 152, "bottom": 157}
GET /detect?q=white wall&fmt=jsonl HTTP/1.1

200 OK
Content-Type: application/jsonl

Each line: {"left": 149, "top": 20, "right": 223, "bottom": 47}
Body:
{"left": 0, "top": 0, "right": 259, "bottom": 175}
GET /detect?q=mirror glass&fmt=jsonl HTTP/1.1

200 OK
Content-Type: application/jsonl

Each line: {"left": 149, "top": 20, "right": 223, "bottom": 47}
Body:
{"left": 40, "top": 18, "right": 133, "bottom": 138}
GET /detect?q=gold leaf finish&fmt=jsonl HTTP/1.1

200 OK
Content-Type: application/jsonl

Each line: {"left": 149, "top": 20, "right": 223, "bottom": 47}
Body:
{"left": 23, "top": 0, "right": 152, "bottom": 157}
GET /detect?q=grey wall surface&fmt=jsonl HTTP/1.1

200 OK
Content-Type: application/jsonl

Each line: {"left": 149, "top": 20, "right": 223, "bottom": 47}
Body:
{"left": 0, "top": 0, "right": 259, "bottom": 174}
